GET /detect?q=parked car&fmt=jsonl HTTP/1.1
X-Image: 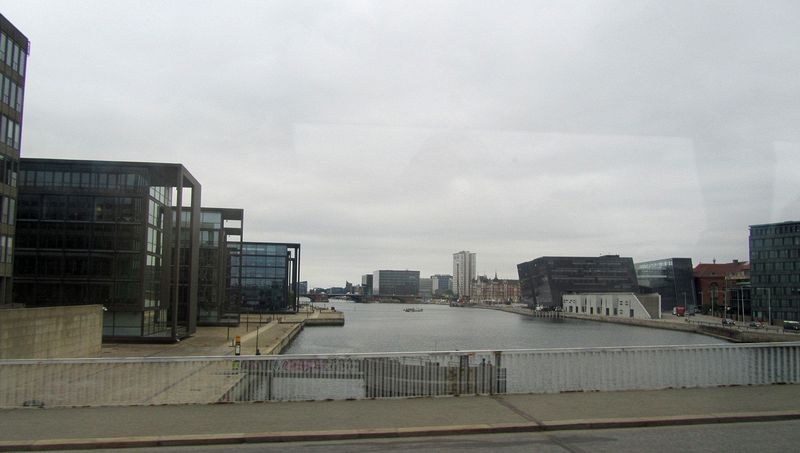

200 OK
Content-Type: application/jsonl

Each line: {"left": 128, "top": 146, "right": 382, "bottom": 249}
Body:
{"left": 722, "top": 318, "right": 736, "bottom": 326}
{"left": 748, "top": 321, "right": 762, "bottom": 328}
{"left": 783, "top": 320, "right": 800, "bottom": 332}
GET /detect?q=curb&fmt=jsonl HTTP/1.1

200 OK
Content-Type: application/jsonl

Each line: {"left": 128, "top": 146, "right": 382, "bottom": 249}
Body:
{"left": 2, "top": 411, "right": 799, "bottom": 451}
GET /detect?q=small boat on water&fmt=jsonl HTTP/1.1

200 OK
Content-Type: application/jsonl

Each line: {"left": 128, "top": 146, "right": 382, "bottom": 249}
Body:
{"left": 403, "top": 307, "right": 423, "bottom": 312}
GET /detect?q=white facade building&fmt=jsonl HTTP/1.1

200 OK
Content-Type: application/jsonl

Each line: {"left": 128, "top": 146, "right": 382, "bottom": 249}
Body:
{"left": 562, "top": 293, "right": 662, "bottom": 320}
{"left": 453, "top": 251, "right": 476, "bottom": 297}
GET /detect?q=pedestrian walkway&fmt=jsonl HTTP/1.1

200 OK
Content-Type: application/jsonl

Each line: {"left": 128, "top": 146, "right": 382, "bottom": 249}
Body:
{"left": 1, "top": 384, "right": 798, "bottom": 450}
{"left": 99, "top": 309, "right": 335, "bottom": 358}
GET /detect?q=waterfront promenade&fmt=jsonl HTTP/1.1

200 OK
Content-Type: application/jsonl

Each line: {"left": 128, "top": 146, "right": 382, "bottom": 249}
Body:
{"left": 1, "top": 384, "right": 798, "bottom": 450}
{"left": 480, "top": 304, "right": 800, "bottom": 343}
{"left": 100, "top": 308, "right": 344, "bottom": 358}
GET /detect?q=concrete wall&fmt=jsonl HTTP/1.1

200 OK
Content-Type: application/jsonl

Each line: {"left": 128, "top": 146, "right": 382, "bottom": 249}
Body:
{"left": 0, "top": 305, "right": 103, "bottom": 359}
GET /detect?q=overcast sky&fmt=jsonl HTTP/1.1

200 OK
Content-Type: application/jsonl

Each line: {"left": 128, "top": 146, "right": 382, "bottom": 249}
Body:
{"left": 2, "top": 0, "right": 799, "bottom": 288}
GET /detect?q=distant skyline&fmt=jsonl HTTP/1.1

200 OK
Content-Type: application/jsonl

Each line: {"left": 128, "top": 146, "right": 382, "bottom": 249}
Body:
{"left": 2, "top": 1, "right": 798, "bottom": 287}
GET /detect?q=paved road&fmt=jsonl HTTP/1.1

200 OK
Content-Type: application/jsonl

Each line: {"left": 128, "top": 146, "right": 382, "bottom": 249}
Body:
{"left": 69, "top": 420, "right": 800, "bottom": 453}
{"left": 2, "top": 385, "right": 799, "bottom": 451}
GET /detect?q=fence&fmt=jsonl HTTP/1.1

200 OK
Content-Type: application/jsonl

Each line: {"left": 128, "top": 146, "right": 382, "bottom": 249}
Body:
{"left": 1, "top": 342, "right": 799, "bottom": 408}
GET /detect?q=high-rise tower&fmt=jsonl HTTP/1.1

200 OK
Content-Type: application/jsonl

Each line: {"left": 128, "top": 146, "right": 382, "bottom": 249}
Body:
{"left": 452, "top": 251, "right": 476, "bottom": 298}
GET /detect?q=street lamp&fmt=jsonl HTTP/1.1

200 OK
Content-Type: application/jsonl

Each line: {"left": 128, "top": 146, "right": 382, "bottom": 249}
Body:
{"left": 255, "top": 309, "right": 262, "bottom": 355}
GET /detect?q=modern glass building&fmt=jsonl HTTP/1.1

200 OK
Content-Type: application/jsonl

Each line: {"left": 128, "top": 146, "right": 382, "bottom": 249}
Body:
{"left": 0, "top": 14, "right": 28, "bottom": 306}
{"left": 373, "top": 270, "right": 420, "bottom": 296}
{"left": 749, "top": 221, "right": 800, "bottom": 322}
{"left": 635, "top": 258, "right": 696, "bottom": 313}
{"left": 517, "top": 255, "right": 639, "bottom": 308}
{"left": 229, "top": 242, "right": 300, "bottom": 313}
{"left": 196, "top": 207, "right": 243, "bottom": 326}
{"left": 361, "top": 274, "right": 373, "bottom": 296}
{"left": 431, "top": 274, "right": 453, "bottom": 296}
{"left": 14, "top": 159, "right": 201, "bottom": 341}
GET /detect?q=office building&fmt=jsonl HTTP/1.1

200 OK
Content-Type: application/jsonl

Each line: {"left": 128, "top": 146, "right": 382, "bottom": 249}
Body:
{"left": 635, "top": 258, "right": 696, "bottom": 313}
{"left": 419, "top": 277, "right": 433, "bottom": 298}
{"left": 361, "top": 274, "right": 373, "bottom": 296}
{"left": 453, "top": 251, "right": 476, "bottom": 297}
{"left": 0, "top": 15, "right": 28, "bottom": 306}
{"left": 196, "top": 207, "right": 243, "bottom": 326}
{"left": 749, "top": 221, "right": 800, "bottom": 323}
{"left": 229, "top": 242, "right": 300, "bottom": 312}
{"left": 14, "top": 159, "right": 201, "bottom": 341}
{"left": 373, "top": 270, "right": 420, "bottom": 296}
{"left": 517, "top": 255, "right": 639, "bottom": 308}
{"left": 297, "top": 281, "right": 308, "bottom": 295}
{"left": 431, "top": 274, "right": 452, "bottom": 296}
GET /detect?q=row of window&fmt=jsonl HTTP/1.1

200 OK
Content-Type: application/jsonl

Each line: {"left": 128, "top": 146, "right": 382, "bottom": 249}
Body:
{"left": 0, "top": 32, "right": 26, "bottom": 77}
{"left": 231, "top": 267, "right": 286, "bottom": 279}
{"left": 751, "top": 249, "right": 800, "bottom": 260}
{"left": 752, "top": 237, "right": 800, "bottom": 248}
{"left": 15, "top": 282, "right": 141, "bottom": 307}
{"left": 751, "top": 274, "right": 800, "bottom": 284}
{"left": 0, "top": 195, "right": 14, "bottom": 226}
{"left": 18, "top": 195, "right": 145, "bottom": 223}
{"left": 14, "top": 253, "right": 142, "bottom": 278}
{"left": 0, "top": 234, "right": 13, "bottom": 263}
{"left": 0, "top": 114, "right": 20, "bottom": 149}
{"left": 15, "top": 222, "right": 143, "bottom": 251}
{"left": 148, "top": 186, "right": 171, "bottom": 205}
{"left": 19, "top": 169, "right": 148, "bottom": 191}
{"left": 1, "top": 72, "right": 22, "bottom": 112}
{"left": 232, "top": 277, "right": 287, "bottom": 288}
{"left": 0, "top": 155, "right": 18, "bottom": 187}
{"left": 752, "top": 261, "right": 800, "bottom": 272}
{"left": 233, "top": 255, "right": 287, "bottom": 267}
{"left": 234, "top": 244, "right": 289, "bottom": 255}
{"left": 751, "top": 223, "right": 800, "bottom": 236}
{"left": 146, "top": 226, "right": 163, "bottom": 255}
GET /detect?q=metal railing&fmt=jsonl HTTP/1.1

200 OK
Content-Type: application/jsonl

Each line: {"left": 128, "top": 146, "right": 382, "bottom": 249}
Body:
{"left": 1, "top": 342, "right": 799, "bottom": 408}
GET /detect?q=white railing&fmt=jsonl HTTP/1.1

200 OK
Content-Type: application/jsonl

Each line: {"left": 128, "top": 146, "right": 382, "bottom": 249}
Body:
{"left": 1, "top": 342, "right": 799, "bottom": 408}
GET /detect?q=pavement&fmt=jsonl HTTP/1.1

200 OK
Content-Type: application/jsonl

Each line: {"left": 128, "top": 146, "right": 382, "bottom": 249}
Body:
{"left": 0, "top": 384, "right": 798, "bottom": 451}
{"left": 100, "top": 309, "right": 337, "bottom": 358}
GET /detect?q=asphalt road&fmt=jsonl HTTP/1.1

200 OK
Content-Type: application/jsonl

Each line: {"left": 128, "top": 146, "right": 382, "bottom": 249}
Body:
{"left": 66, "top": 420, "right": 800, "bottom": 453}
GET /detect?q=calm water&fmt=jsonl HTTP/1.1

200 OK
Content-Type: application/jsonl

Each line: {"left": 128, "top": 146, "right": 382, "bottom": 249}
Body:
{"left": 285, "top": 301, "right": 727, "bottom": 354}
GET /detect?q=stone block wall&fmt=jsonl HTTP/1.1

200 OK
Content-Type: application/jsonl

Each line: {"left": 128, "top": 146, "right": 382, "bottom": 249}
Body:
{"left": 0, "top": 305, "right": 103, "bottom": 359}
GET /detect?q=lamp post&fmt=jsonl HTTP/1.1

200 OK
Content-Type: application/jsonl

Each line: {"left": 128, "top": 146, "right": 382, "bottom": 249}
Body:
{"left": 682, "top": 291, "right": 687, "bottom": 315}
{"left": 768, "top": 287, "right": 772, "bottom": 326}
{"left": 255, "top": 310, "right": 261, "bottom": 355}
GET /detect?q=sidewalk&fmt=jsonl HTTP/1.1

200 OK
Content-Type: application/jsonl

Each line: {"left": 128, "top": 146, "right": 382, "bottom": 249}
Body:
{"left": 1, "top": 385, "right": 798, "bottom": 450}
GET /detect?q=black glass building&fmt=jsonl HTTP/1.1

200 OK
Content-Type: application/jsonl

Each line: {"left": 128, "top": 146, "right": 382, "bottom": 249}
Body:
{"left": 635, "top": 258, "right": 696, "bottom": 313}
{"left": 750, "top": 221, "right": 800, "bottom": 322}
{"left": 0, "top": 14, "right": 28, "bottom": 306}
{"left": 14, "top": 159, "right": 201, "bottom": 341}
{"left": 517, "top": 255, "right": 639, "bottom": 308}
{"left": 230, "top": 242, "right": 300, "bottom": 313}
{"left": 196, "top": 207, "right": 243, "bottom": 326}
{"left": 373, "top": 270, "right": 420, "bottom": 296}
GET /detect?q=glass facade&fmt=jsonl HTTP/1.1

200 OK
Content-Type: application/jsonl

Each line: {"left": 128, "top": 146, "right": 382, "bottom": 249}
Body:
{"left": 750, "top": 221, "right": 800, "bottom": 322}
{"left": 373, "top": 270, "right": 420, "bottom": 296}
{"left": 229, "top": 242, "right": 300, "bottom": 312}
{"left": 517, "top": 255, "right": 639, "bottom": 308}
{"left": 0, "top": 14, "right": 27, "bottom": 306}
{"left": 14, "top": 159, "right": 200, "bottom": 341}
{"left": 197, "top": 208, "right": 243, "bottom": 325}
{"left": 635, "top": 258, "right": 696, "bottom": 313}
